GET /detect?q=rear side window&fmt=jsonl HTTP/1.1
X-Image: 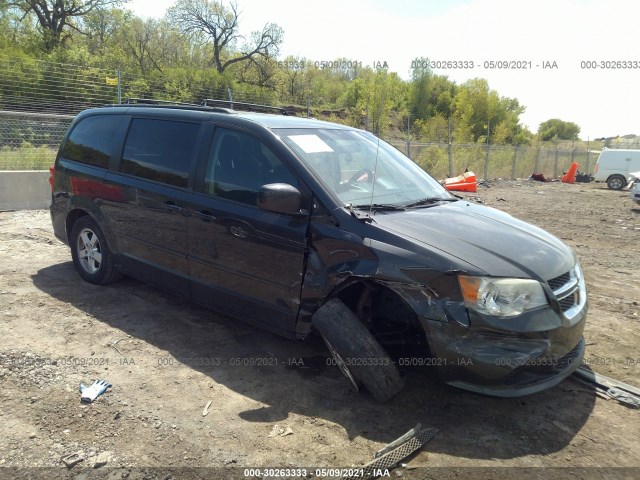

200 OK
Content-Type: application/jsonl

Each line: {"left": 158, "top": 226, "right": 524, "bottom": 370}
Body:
{"left": 121, "top": 119, "right": 200, "bottom": 188}
{"left": 61, "top": 115, "right": 122, "bottom": 168}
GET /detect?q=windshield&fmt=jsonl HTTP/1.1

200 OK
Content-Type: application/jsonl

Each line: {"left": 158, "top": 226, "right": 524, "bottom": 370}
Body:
{"left": 275, "top": 128, "right": 451, "bottom": 208}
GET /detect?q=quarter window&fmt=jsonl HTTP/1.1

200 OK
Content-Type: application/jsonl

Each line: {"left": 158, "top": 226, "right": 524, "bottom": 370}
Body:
{"left": 61, "top": 115, "right": 123, "bottom": 168}
{"left": 121, "top": 119, "right": 200, "bottom": 188}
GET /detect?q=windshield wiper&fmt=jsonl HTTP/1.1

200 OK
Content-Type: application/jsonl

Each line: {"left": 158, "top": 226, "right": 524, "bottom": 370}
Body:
{"left": 351, "top": 203, "right": 405, "bottom": 211}
{"left": 404, "top": 197, "right": 458, "bottom": 208}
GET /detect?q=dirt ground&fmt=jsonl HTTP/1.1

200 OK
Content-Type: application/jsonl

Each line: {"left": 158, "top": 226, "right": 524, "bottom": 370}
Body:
{"left": 0, "top": 179, "right": 639, "bottom": 480}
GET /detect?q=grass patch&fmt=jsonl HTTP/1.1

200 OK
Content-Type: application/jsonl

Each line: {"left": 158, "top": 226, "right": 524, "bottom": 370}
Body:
{"left": 0, "top": 143, "right": 57, "bottom": 170}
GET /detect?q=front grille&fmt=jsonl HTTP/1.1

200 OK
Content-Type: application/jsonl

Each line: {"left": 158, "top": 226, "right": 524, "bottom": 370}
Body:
{"left": 547, "top": 265, "right": 585, "bottom": 320}
{"left": 559, "top": 295, "right": 576, "bottom": 312}
{"left": 548, "top": 272, "right": 571, "bottom": 291}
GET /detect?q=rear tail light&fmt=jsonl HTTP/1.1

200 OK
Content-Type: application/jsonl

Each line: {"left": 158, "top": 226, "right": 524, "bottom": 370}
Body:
{"left": 49, "top": 165, "right": 55, "bottom": 192}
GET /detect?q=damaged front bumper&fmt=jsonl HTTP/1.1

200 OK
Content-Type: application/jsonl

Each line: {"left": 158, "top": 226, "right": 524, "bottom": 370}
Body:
{"left": 420, "top": 296, "right": 587, "bottom": 397}
{"left": 385, "top": 263, "right": 588, "bottom": 397}
{"left": 441, "top": 334, "right": 585, "bottom": 397}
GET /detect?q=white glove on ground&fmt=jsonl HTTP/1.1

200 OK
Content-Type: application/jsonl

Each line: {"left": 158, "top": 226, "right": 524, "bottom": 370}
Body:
{"left": 79, "top": 379, "right": 111, "bottom": 403}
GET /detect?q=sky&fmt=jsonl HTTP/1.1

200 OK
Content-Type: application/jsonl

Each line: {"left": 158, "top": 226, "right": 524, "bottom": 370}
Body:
{"left": 127, "top": 0, "right": 640, "bottom": 139}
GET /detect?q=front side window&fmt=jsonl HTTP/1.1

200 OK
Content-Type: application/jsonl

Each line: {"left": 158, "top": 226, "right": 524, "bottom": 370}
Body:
{"left": 61, "top": 115, "right": 123, "bottom": 168}
{"left": 121, "top": 118, "right": 200, "bottom": 188}
{"left": 204, "top": 128, "right": 298, "bottom": 205}
{"left": 276, "top": 128, "right": 450, "bottom": 209}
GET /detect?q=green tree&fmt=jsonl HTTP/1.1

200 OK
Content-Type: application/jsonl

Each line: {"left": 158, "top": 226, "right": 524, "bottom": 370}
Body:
{"left": 451, "top": 87, "right": 474, "bottom": 143}
{"left": 538, "top": 118, "right": 580, "bottom": 141}
{"left": 155, "top": 21, "right": 201, "bottom": 69}
{"left": 408, "top": 57, "right": 432, "bottom": 119}
{"left": 82, "top": 6, "right": 129, "bottom": 56}
{"left": 121, "top": 17, "right": 164, "bottom": 75}
{"left": 1, "top": 1, "right": 41, "bottom": 53}
{"left": 337, "top": 67, "right": 406, "bottom": 135}
{"left": 449, "top": 78, "right": 528, "bottom": 145}
{"left": 235, "top": 55, "right": 279, "bottom": 90}
{"left": 408, "top": 58, "right": 455, "bottom": 120}
{"left": 414, "top": 114, "right": 448, "bottom": 142}
{"left": 276, "top": 55, "right": 308, "bottom": 104}
{"left": 9, "top": 0, "right": 128, "bottom": 52}
{"left": 167, "top": 0, "right": 283, "bottom": 75}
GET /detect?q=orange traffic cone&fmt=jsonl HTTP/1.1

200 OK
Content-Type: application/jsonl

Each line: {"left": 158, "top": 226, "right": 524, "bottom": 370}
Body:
{"left": 444, "top": 171, "right": 477, "bottom": 192}
{"left": 561, "top": 162, "right": 579, "bottom": 184}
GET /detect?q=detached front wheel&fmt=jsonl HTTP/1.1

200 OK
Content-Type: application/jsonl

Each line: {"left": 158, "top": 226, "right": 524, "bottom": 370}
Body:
{"left": 313, "top": 298, "right": 405, "bottom": 402}
{"left": 70, "top": 217, "right": 121, "bottom": 285}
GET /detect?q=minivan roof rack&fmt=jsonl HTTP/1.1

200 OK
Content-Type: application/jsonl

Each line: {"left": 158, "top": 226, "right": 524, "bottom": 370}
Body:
{"left": 117, "top": 98, "right": 235, "bottom": 114}
{"left": 125, "top": 98, "right": 199, "bottom": 106}
{"left": 111, "top": 97, "right": 289, "bottom": 116}
{"left": 203, "top": 99, "right": 289, "bottom": 115}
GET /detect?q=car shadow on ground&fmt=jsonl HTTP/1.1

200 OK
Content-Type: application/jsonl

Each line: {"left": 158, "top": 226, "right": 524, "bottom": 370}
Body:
{"left": 32, "top": 262, "right": 596, "bottom": 460}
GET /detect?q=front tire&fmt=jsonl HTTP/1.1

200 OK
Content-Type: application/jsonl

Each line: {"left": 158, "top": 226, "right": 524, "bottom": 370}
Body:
{"left": 70, "top": 216, "right": 122, "bottom": 285}
{"left": 312, "top": 298, "right": 405, "bottom": 402}
{"left": 607, "top": 174, "right": 627, "bottom": 190}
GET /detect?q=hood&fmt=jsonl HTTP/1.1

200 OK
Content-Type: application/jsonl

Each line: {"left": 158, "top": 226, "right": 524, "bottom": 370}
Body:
{"left": 370, "top": 200, "right": 575, "bottom": 280}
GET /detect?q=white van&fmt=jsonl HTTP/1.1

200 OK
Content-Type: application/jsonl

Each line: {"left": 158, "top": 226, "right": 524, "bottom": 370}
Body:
{"left": 594, "top": 149, "right": 640, "bottom": 190}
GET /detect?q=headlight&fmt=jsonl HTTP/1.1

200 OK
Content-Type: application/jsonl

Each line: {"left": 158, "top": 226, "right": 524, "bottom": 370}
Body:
{"left": 458, "top": 276, "right": 548, "bottom": 317}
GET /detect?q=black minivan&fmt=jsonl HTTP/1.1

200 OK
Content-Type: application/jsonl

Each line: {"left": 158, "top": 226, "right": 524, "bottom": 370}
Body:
{"left": 50, "top": 101, "right": 587, "bottom": 401}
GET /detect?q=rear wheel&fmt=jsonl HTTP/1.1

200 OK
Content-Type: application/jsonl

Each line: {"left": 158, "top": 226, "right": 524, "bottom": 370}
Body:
{"left": 607, "top": 174, "right": 627, "bottom": 190}
{"left": 312, "top": 298, "right": 405, "bottom": 402}
{"left": 70, "top": 217, "right": 122, "bottom": 285}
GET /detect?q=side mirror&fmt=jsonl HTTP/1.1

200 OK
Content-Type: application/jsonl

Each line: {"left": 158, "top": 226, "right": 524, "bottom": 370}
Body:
{"left": 257, "top": 183, "right": 304, "bottom": 215}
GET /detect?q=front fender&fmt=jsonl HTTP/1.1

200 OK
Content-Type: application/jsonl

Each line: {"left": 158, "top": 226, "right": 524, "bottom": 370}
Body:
{"left": 296, "top": 220, "right": 471, "bottom": 338}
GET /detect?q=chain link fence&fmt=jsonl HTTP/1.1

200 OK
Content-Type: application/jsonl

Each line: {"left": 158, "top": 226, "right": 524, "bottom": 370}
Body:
{"left": 0, "top": 110, "right": 602, "bottom": 177}
{"left": 0, "top": 56, "right": 278, "bottom": 116}
{"left": 0, "top": 56, "right": 609, "bottom": 176}
{"left": 0, "top": 111, "right": 73, "bottom": 170}
{"left": 389, "top": 141, "right": 598, "bottom": 180}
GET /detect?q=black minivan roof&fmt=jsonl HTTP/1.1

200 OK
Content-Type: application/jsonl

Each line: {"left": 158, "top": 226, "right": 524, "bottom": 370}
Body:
{"left": 236, "top": 112, "right": 353, "bottom": 130}
{"left": 101, "top": 103, "right": 354, "bottom": 132}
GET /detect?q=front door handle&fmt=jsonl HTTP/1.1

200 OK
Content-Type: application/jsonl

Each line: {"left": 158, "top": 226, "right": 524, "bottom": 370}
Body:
{"left": 162, "top": 201, "right": 183, "bottom": 213}
{"left": 193, "top": 209, "right": 217, "bottom": 222}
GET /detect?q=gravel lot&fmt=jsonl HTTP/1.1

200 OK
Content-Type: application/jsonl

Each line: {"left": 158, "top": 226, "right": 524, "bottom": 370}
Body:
{"left": 0, "top": 179, "right": 638, "bottom": 480}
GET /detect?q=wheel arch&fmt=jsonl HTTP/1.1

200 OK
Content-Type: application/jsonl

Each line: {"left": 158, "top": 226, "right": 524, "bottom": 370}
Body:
{"left": 65, "top": 208, "right": 89, "bottom": 243}
{"left": 68, "top": 213, "right": 123, "bottom": 285}
{"left": 64, "top": 201, "right": 119, "bottom": 254}
{"left": 311, "top": 296, "right": 406, "bottom": 401}
{"left": 321, "top": 277, "right": 430, "bottom": 359}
